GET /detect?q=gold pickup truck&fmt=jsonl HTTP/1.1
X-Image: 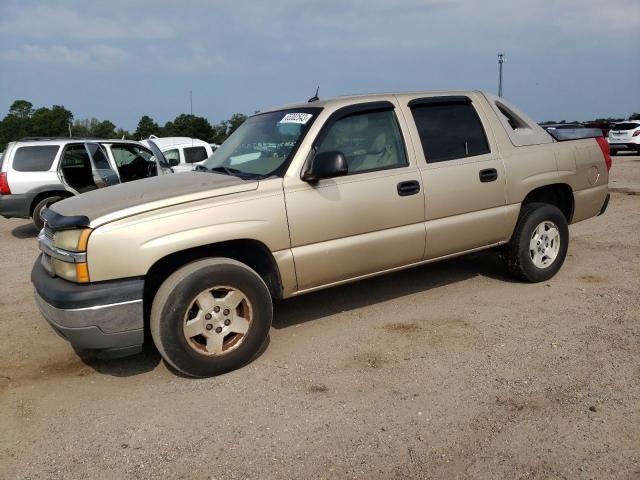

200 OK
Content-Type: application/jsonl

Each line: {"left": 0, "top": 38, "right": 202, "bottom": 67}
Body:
{"left": 32, "top": 91, "right": 611, "bottom": 377}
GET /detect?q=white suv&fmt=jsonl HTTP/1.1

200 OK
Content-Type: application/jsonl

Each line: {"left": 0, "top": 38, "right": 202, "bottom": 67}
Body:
{"left": 607, "top": 121, "right": 640, "bottom": 155}
{"left": 0, "top": 138, "right": 171, "bottom": 229}
{"left": 141, "top": 136, "right": 214, "bottom": 172}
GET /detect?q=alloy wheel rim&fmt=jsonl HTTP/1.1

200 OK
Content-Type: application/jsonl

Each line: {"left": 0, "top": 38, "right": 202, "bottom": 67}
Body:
{"left": 529, "top": 220, "right": 560, "bottom": 268}
{"left": 183, "top": 286, "right": 252, "bottom": 356}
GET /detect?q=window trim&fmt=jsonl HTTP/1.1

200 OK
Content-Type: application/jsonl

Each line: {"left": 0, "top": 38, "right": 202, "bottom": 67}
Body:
{"left": 304, "top": 101, "right": 410, "bottom": 179}
{"left": 409, "top": 99, "right": 491, "bottom": 164}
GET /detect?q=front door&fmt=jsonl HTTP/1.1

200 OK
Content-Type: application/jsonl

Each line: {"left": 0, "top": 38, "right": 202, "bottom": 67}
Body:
{"left": 284, "top": 102, "right": 426, "bottom": 292}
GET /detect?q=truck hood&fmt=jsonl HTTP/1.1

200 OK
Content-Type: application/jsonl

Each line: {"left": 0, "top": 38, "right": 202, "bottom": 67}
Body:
{"left": 50, "top": 172, "right": 258, "bottom": 227}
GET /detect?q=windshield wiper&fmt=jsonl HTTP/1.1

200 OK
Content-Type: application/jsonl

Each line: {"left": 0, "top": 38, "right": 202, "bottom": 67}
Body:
{"left": 207, "top": 166, "right": 261, "bottom": 179}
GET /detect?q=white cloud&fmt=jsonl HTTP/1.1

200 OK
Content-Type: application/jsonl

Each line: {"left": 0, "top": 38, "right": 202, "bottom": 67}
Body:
{"left": 1, "top": 44, "right": 129, "bottom": 67}
{"left": 0, "top": 4, "right": 173, "bottom": 41}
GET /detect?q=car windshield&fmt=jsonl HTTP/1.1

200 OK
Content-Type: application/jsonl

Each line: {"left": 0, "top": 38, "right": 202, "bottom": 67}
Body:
{"left": 199, "top": 109, "right": 319, "bottom": 178}
{"left": 611, "top": 122, "right": 640, "bottom": 131}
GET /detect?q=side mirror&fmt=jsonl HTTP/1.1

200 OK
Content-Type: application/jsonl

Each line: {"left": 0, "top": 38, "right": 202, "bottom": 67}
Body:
{"left": 168, "top": 158, "right": 180, "bottom": 167}
{"left": 302, "top": 150, "right": 348, "bottom": 181}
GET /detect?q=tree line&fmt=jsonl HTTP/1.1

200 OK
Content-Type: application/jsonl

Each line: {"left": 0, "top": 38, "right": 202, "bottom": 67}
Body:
{"left": 0, "top": 100, "right": 248, "bottom": 152}
{"left": 540, "top": 113, "right": 640, "bottom": 126}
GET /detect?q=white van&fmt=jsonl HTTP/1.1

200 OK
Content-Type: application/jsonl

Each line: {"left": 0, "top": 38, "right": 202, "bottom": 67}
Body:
{"left": 141, "top": 136, "right": 214, "bottom": 172}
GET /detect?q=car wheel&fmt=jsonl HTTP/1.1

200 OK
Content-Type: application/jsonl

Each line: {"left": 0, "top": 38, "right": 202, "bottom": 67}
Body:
{"left": 501, "top": 202, "right": 569, "bottom": 282}
{"left": 32, "top": 196, "right": 62, "bottom": 230}
{"left": 150, "top": 258, "right": 273, "bottom": 377}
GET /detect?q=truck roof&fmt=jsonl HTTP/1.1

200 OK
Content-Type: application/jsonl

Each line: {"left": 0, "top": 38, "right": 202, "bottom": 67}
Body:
{"left": 260, "top": 90, "right": 485, "bottom": 113}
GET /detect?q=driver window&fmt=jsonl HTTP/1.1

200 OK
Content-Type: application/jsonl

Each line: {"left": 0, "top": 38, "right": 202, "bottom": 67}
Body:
{"left": 163, "top": 149, "right": 180, "bottom": 167}
{"left": 316, "top": 109, "right": 408, "bottom": 174}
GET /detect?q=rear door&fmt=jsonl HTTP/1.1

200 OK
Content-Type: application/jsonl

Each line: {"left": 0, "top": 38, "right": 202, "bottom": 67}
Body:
{"left": 399, "top": 95, "right": 509, "bottom": 259}
{"left": 85, "top": 142, "right": 120, "bottom": 187}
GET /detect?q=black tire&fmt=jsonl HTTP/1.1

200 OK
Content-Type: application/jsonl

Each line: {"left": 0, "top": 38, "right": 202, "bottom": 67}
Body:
{"left": 501, "top": 202, "right": 569, "bottom": 282}
{"left": 32, "top": 196, "right": 62, "bottom": 230}
{"left": 150, "top": 258, "right": 273, "bottom": 377}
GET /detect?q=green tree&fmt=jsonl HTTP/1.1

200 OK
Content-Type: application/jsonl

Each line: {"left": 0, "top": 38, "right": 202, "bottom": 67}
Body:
{"left": 8, "top": 100, "right": 34, "bottom": 119}
{"left": 629, "top": 112, "right": 640, "bottom": 121}
{"left": 162, "top": 114, "right": 214, "bottom": 142}
{"left": 134, "top": 115, "right": 159, "bottom": 139}
{"left": 31, "top": 106, "right": 73, "bottom": 137}
{"left": 226, "top": 113, "right": 247, "bottom": 135}
{"left": 211, "top": 122, "right": 228, "bottom": 144}
{"left": 72, "top": 118, "right": 116, "bottom": 138}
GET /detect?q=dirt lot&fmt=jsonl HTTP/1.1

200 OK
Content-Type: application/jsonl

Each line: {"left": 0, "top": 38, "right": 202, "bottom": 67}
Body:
{"left": 1, "top": 155, "right": 639, "bottom": 480}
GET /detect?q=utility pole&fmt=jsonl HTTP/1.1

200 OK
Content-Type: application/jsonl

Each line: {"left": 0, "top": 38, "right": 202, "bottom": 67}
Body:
{"left": 498, "top": 53, "right": 505, "bottom": 98}
{"left": 189, "top": 90, "right": 193, "bottom": 116}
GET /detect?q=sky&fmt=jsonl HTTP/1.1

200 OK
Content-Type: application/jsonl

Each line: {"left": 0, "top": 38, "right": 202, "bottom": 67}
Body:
{"left": 1, "top": 0, "right": 639, "bottom": 131}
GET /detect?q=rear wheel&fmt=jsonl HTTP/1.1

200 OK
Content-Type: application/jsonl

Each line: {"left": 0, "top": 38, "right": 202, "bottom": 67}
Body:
{"left": 502, "top": 203, "right": 569, "bottom": 282}
{"left": 32, "top": 196, "right": 62, "bottom": 230}
{"left": 150, "top": 258, "right": 272, "bottom": 377}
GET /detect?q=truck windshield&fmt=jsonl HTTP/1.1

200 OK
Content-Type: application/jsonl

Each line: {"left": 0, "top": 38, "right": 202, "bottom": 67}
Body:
{"left": 200, "top": 108, "right": 320, "bottom": 178}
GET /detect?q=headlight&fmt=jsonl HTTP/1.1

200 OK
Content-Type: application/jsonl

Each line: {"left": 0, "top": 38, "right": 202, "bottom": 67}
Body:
{"left": 49, "top": 228, "right": 92, "bottom": 283}
{"left": 53, "top": 228, "right": 91, "bottom": 252}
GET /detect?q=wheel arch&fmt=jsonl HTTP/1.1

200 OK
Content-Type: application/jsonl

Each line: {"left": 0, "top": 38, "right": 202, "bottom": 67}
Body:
{"left": 142, "top": 239, "right": 284, "bottom": 330}
{"left": 521, "top": 183, "right": 574, "bottom": 223}
{"left": 29, "top": 189, "right": 73, "bottom": 216}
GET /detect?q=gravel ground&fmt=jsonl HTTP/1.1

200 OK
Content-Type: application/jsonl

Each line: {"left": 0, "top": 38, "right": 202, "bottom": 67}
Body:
{"left": 1, "top": 154, "right": 639, "bottom": 480}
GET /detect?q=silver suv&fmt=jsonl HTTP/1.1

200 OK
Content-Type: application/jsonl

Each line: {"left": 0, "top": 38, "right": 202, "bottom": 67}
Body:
{"left": 0, "top": 138, "right": 171, "bottom": 229}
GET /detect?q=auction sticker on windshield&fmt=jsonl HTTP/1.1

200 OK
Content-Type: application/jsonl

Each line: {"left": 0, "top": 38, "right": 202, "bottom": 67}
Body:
{"left": 280, "top": 113, "right": 313, "bottom": 124}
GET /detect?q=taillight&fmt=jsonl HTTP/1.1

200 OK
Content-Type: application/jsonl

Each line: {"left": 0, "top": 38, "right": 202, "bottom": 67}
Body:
{"left": 595, "top": 136, "right": 612, "bottom": 171}
{"left": 0, "top": 172, "right": 10, "bottom": 195}
{"left": 633, "top": 130, "right": 640, "bottom": 137}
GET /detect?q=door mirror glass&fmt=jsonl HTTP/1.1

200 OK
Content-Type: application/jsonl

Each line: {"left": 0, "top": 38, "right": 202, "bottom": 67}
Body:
{"left": 302, "top": 150, "right": 348, "bottom": 181}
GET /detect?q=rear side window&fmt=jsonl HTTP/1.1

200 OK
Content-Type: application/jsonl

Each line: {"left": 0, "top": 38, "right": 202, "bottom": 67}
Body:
{"left": 184, "top": 146, "right": 208, "bottom": 163}
{"left": 411, "top": 103, "right": 490, "bottom": 163}
{"left": 61, "top": 145, "right": 91, "bottom": 167}
{"left": 13, "top": 145, "right": 59, "bottom": 172}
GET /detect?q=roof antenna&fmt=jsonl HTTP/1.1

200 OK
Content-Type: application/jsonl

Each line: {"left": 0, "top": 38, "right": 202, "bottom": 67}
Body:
{"left": 308, "top": 86, "right": 319, "bottom": 103}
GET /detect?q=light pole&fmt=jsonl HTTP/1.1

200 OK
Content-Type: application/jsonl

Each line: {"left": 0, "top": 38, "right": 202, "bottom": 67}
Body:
{"left": 498, "top": 53, "right": 505, "bottom": 98}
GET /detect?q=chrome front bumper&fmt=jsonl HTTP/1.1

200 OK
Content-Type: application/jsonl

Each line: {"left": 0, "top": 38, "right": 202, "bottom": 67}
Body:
{"left": 35, "top": 291, "right": 144, "bottom": 356}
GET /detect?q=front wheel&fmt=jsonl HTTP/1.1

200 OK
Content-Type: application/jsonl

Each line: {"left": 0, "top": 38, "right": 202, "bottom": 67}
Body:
{"left": 150, "top": 258, "right": 273, "bottom": 377}
{"left": 502, "top": 203, "right": 569, "bottom": 282}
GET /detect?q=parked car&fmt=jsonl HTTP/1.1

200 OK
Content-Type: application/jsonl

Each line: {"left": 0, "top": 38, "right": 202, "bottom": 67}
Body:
{"left": 32, "top": 91, "right": 610, "bottom": 377}
{"left": 0, "top": 138, "right": 171, "bottom": 229}
{"left": 607, "top": 121, "right": 640, "bottom": 155}
{"left": 141, "top": 136, "right": 214, "bottom": 172}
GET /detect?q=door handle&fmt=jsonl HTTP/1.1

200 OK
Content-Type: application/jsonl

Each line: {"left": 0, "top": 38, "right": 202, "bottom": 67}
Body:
{"left": 397, "top": 180, "right": 421, "bottom": 196}
{"left": 479, "top": 168, "right": 498, "bottom": 183}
